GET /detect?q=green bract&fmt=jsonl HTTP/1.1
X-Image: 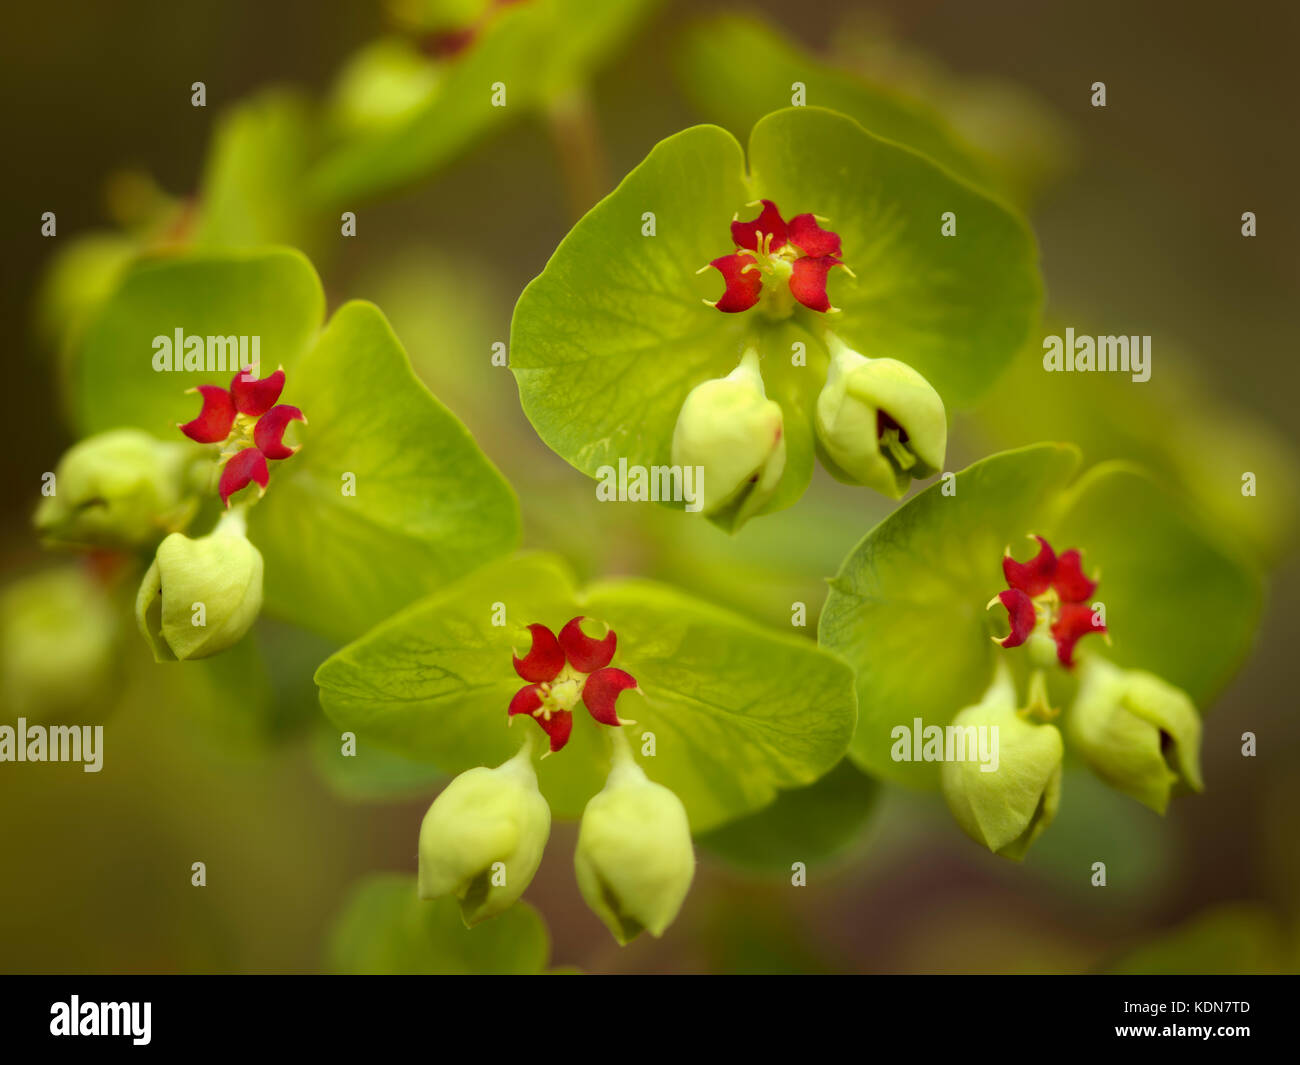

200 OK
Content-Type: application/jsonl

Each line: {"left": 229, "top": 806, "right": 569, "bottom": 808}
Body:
{"left": 511, "top": 107, "right": 1040, "bottom": 527}
{"left": 327, "top": 874, "right": 551, "bottom": 975}
{"left": 315, "top": 552, "right": 857, "bottom": 830}
{"left": 819, "top": 444, "right": 1261, "bottom": 792}
{"left": 67, "top": 249, "right": 519, "bottom": 644}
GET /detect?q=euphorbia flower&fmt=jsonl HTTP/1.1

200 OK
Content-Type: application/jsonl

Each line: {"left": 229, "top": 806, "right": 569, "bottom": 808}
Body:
{"left": 507, "top": 616, "right": 639, "bottom": 753}
{"left": 989, "top": 535, "right": 1107, "bottom": 667}
{"left": 178, "top": 368, "right": 305, "bottom": 506}
{"left": 703, "top": 200, "right": 852, "bottom": 315}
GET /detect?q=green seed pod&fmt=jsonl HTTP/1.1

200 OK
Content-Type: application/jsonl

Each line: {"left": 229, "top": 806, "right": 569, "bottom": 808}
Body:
{"left": 671, "top": 348, "right": 786, "bottom": 528}
{"left": 574, "top": 754, "right": 695, "bottom": 944}
{"left": 814, "top": 335, "right": 947, "bottom": 499}
{"left": 417, "top": 745, "right": 551, "bottom": 926}
{"left": 0, "top": 566, "right": 119, "bottom": 722}
{"left": 34, "top": 429, "right": 198, "bottom": 552}
{"left": 1066, "top": 657, "right": 1203, "bottom": 814}
{"left": 941, "top": 665, "right": 1064, "bottom": 860}
{"left": 134, "top": 512, "right": 263, "bottom": 661}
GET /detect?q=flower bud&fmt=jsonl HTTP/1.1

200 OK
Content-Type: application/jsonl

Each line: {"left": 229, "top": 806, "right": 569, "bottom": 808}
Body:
{"left": 814, "top": 335, "right": 946, "bottom": 499}
{"left": 574, "top": 755, "right": 694, "bottom": 944}
{"left": 1066, "top": 657, "right": 1203, "bottom": 814}
{"left": 134, "top": 511, "right": 263, "bottom": 661}
{"left": 671, "top": 349, "right": 786, "bottom": 529}
{"left": 35, "top": 429, "right": 198, "bottom": 551}
{"left": 1, "top": 566, "right": 119, "bottom": 722}
{"left": 417, "top": 745, "right": 551, "bottom": 926}
{"left": 941, "top": 665, "right": 1063, "bottom": 860}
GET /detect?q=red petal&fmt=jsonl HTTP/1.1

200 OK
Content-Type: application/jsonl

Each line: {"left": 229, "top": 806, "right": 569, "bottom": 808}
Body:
{"left": 789, "top": 255, "right": 844, "bottom": 313}
{"left": 507, "top": 683, "right": 545, "bottom": 718}
{"left": 1051, "top": 602, "right": 1107, "bottom": 667}
{"left": 708, "top": 252, "right": 762, "bottom": 313}
{"left": 537, "top": 709, "right": 573, "bottom": 753}
{"left": 1053, "top": 548, "right": 1097, "bottom": 602}
{"left": 582, "top": 667, "right": 638, "bottom": 726}
{"left": 730, "top": 199, "right": 787, "bottom": 252}
{"left": 179, "top": 385, "right": 236, "bottom": 443}
{"left": 559, "top": 616, "right": 616, "bottom": 672}
{"left": 1003, "top": 535, "right": 1057, "bottom": 597}
{"left": 231, "top": 368, "right": 285, "bottom": 417}
{"left": 512, "top": 624, "right": 564, "bottom": 682}
{"left": 218, "top": 447, "right": 269, "bottom": 507}
{"left": 788, "top": 213, "right": 842, "bottom": 258}
{"left": 254, "top": 404, "right": 305, "bottom": 460}
{"left": 993, "top": 589, "right": 1037, "bottom": 648}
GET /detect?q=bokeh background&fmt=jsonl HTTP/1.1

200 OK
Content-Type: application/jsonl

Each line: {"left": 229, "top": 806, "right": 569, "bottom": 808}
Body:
{"left": 1, "top": 0, "right": 1297, "bottom": 973}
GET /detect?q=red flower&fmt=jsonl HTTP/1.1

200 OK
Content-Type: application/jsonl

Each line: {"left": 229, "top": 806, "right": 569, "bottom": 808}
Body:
{"left": 507, "top": 616, "right": 639, "bottom": 753}
{"left": 703, "top": 200, "right": 852, "bottom": 314}
{"left": 179, "top": 368, "right": 305, "bottom": 506}
{"left": 989, "top": 535, "right": 1107, "bottom": 667}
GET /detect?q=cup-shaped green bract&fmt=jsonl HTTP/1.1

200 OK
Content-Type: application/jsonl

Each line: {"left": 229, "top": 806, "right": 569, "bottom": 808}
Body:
{"left": 940, "top": 668, "right": 1063, "bottom": 860}
{"left": 575, "top": 758, "right": 695, "bottom": 944}
{"left": 1067, "top": 657, "right": 1203, "bottom": 814}
{"left": 1, "top": 567, "right": 119, "bottom": 722}
{"left": 34, "top": 429, "right": 197, "bottom": 551}
{"left": 814, "top": 338, "right": 946, "bottom": 500}
{"left": 417, "top": 747, "right": 551, "bottom": 927}
{"left": 670, "top": 351, "right": 786, "bottom": 529}
{"left": 135, "top": 521, "right": 263, "bottom": 662}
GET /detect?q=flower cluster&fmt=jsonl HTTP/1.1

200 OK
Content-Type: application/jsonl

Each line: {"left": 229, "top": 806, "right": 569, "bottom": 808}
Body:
{"left": 508, "top": 616, "right": 640, "bottom": 752}
{"left": 674, "top": 201, "right": 948, "bottom": 526}
{"left": 418, "top": 617, "right": 693, "bottom": 943}
{"left": 990, "top": 535, "right": 1107, "bottom": 667}
{"left": 179, "top": 368, "right": 305, "bottom": 506}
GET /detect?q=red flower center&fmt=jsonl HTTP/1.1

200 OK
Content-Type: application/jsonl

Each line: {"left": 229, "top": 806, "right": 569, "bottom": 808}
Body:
{"left": 702, "top": 200, "right": 853, "bottom": 315}
{"left": 989, "top": 535, "right": 1107, "bottom": 668}
{"left": 507, "top": 616, "right": 639, "bottom": 753}
{"left": 178, "top": 368, "right": 305, "bottom": 506}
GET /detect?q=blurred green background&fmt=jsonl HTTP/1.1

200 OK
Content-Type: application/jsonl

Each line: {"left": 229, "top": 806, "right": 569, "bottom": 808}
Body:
{"left": 1, "top": 0, "right": 1297, "bottom": 973}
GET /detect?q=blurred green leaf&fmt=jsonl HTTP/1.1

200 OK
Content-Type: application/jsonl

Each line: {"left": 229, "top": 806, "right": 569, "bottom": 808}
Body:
{"left": 316, "top": 552, "right": 857, "bottom": 829}
{"left": 1052, "top": 463, "right": 1263, "bottom": 706}
{"left": 191, "top": 90, "right": 320, "bottom": 252}
{"left": 698, "top": 758, "right": 879, "bottom": 875}
{"left": 968, "top": 336, "right": 1299, "bottom": 567}
{"left": 249, "top": 300, "right": 520, "bottom": 643}
{"left": 1107, "top": 903, "right": 1291, "bottom": 975}
{"left": 309, "top": 0, "right": 657, "bottom": 205}
{"left": 676, "top": 15, "right": 998, "bottom": 195}
{"left": 326, "top": 873, "right": 550, "bottom": 974}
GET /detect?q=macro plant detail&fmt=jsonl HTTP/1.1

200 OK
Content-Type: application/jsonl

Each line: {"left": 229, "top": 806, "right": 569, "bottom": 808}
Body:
{"left": 819, "top": 444, "right": 1261, "bottom": 859}
{"left": 6, "top": 0, "right": 1294, "bottom": 986}
{"left": 511, "top": 106, "right": 1040, "bottom": 530}
{"left": 992, "top": 534, "right": 1108, "bottom": 667}
{"left": 508, "top": 617, "right": 639, "bottom": 752}
{"left": 178, "top": 368, "right": 306, "bottom": 506}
